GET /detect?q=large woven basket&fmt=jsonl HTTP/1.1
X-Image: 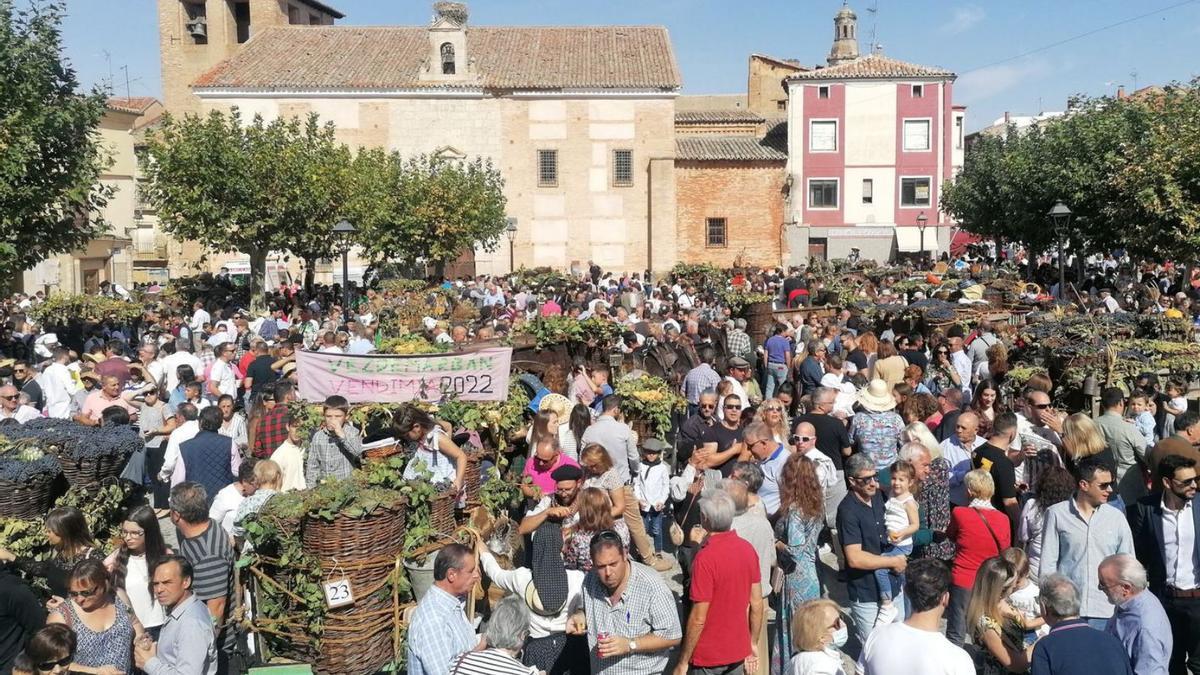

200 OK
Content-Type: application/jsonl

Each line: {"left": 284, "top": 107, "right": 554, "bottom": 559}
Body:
{"left": 301, "top": 498, "right": 408, "bottom": 563}
{"left": 0, "top": 472, "right": 57, "bottom": 519}
{"left": 431, "top": 488, "right": 458, "bottom": 537}
{"left": 53, "top": 451, "right": 127, "bottom": 491}
{"left": 462, "top": 451, "right": 484, "bottom": 507}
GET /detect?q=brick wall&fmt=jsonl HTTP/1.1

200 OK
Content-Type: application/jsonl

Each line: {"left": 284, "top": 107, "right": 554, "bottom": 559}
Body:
{"left": 675, "top": 161, "right": 786, "bottom": 267}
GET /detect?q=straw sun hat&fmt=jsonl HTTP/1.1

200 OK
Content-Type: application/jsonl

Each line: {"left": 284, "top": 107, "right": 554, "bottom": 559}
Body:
{"left": 538, "top": 393, "right": 572, "bottom": 418}
{"left": 857, "top": 379, "right": 896, "bottom": 412}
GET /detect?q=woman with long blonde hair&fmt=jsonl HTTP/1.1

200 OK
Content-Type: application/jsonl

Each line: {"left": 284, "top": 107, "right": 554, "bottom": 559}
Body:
{"left": 966, "top": 556, "right": 1033, "bottom": 672}
{"left": 1061, "top": 412, "right": 1113, "bottom": 475}
{"left": 760, "top": 397, "right": 791, "bottom": 444}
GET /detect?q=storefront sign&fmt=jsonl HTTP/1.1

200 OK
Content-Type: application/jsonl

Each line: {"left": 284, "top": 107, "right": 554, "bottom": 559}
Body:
{"left": 296, "top": 347, "right": 513, "bottom": 403}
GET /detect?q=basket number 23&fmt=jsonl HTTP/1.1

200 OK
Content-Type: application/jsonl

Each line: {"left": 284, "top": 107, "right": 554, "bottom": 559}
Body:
{"left": 323, "top": 578, "right": 355, "bottom": 609}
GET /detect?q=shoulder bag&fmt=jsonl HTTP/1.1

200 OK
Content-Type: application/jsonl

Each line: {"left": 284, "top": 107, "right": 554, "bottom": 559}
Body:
{"left": 973, "top": 507, "right": 1003, "bottom": 555}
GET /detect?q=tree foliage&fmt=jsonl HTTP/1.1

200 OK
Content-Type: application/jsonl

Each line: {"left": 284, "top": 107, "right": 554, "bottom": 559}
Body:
{"left": 942, "top": 81, "right": 1200, "bottom": 261}
{"left": 345, "top": 152, "right": 508, "bottom": 271}
{"left": 143, "top": 110, "right": 352, "bottom": 306}
{"left": 146, "top": 108, "right": 508, "bottom": 300}
{"left": 0, "top": 0, "right": 112, "bottom": 276}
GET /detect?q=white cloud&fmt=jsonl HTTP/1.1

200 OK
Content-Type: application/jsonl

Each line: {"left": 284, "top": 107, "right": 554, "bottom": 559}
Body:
{"left": 942, "top": 6, "right": 986, "bottom": 35}
{"left": 956, "top": 58, "right": 1052, "bottom": 103}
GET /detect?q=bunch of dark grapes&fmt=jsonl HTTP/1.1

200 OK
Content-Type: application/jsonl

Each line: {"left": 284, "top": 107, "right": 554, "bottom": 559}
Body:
{"left": 0, "top": 452, "right": 60, "bottom": 483}
{"left": 79, "top": 425, "right": 143, "bottom": 459}
{"left": 1, "top": 419, "right": 142, "bottom": 459}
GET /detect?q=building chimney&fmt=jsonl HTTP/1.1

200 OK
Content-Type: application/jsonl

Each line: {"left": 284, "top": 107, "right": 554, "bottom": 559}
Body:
{"left": 1004, "top": 111, "right": 1010, "bottom": 123}
{"left": 1116, "top": 85, "right": 1125, "bottom": 99}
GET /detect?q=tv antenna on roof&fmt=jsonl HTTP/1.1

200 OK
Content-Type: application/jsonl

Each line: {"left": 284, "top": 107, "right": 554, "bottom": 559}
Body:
{"left": 866, "top": 1, "right": 881, "bottom": 53}
{"left": 1130, "top": 69, "right": 1139, "bottom": 92}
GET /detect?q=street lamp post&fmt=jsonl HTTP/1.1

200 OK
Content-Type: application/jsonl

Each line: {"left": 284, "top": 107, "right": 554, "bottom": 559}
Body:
{"left": 1047, "top": 200, "right": 1072, "bottom": 300}
{"left": 333, "top": 219, "right": 356, "bottom": 311}
{"left": 505, "top": 217, "right": 518, "bottom": 272}
{"left": 916, "top": 211, "right": 928, "bottom": 266}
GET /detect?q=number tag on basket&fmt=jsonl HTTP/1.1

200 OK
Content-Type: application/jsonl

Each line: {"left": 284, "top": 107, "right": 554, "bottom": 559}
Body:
{"left": 322, "top": 577, "right": 354, "bottom": 609}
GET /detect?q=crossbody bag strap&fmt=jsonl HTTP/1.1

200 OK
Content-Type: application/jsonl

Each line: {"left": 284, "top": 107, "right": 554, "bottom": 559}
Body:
{"left": 972, "top": 507, "right": 1003, "bottom": 555}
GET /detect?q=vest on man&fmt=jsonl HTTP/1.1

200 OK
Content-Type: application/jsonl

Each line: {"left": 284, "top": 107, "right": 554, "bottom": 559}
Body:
{"left": 180, "top": 431, "right": 236, "bottom": 505}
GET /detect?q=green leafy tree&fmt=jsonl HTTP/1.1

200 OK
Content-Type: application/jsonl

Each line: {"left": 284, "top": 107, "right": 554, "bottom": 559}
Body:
{"left": 346, "top": 153, "right": 507, "bottom": 276}
{"left": 144, "top": 110, "right": 354, "bottom": 307}
{"left": 0, "top": 0, "right": 112, "bottom": 277}
{"left": 942, "top": 91, "right": 1162, "bottom": 264}
{"left": 264, "top": 114, "right": 352, "bottom": 293}
{"left": 1105, "top": 81, "right": 1200, "bottom": 261}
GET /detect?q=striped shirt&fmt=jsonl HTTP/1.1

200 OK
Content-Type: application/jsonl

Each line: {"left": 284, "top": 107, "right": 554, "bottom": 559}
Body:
{"left": 450, "top": 649, "right": 537, "bottom": 675}
{"left": 177, "top": 520, "right": 233, "bottom": 603}
{"left": 177, "top": 519, "right": 233, "bottom": 648}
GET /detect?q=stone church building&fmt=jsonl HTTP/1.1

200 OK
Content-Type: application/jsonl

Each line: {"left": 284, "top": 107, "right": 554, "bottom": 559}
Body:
{"left": 160, "top": 0, "right": 679, "bottom": 277}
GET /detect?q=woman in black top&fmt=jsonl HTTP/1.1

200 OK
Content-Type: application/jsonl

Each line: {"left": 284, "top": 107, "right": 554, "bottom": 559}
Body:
{"left": 0, "top": 506, "right": 103, "bottom": 601}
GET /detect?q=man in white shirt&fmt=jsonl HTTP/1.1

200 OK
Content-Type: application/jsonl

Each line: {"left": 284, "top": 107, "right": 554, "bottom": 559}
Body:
{"left": 0, "top": 385, "right": 41, "bottom": 423}
{"left": 160, "top": 403, "right": 201, "bottom": 486}
{"left": 940, "top": 411, "right": 985, "bottom": 506}
{"left": 189, "top": 302, "right": 210, "bottom": 338}
{"left": 948, "top": 337, "right": 973, "bottom": 403}
{"left": 206, "top": 344, "right": 238, "bottom": 399}
{"left": 39, "top": 348, "right": 79, "bottom": 419}
{"left": 859, "top": 558, "right": 974, "bottom": 673}
{"left": 161, "top": 339, "right": 203, "bottom": 393}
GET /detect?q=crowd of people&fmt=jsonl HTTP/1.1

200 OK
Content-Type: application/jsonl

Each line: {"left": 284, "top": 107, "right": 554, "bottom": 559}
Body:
{"left": 1, "top": 257, "right": 1200, "bottom": 675}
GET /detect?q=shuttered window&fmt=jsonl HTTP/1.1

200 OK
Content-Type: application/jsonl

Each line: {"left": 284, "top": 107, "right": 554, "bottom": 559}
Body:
{"left": 810, "top": 121, "right": 837, "bottom": 152}
{"left": 903, "top": 120, "right": 931, "bottom": 151}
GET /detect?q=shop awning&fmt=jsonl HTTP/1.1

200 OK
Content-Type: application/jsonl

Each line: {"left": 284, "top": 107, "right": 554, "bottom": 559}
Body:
{"left": 895, "top": 227, "right": 937, "bottom": 253}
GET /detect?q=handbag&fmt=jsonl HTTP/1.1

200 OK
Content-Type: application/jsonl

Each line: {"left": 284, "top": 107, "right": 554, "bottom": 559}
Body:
{"left": 973, "top": 507, "right": 1003, "bottom": 555}
{"left": 670, "top": 492, "right": 700, "bottom": 547}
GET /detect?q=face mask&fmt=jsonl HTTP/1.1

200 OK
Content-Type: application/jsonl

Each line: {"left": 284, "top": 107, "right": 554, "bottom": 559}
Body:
{"left": 831, "top": 622, "right": 849, "bottom": 648}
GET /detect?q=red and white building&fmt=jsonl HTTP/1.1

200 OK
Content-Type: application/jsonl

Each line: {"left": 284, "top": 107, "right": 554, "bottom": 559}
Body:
{"left": 784, "top": 4, "right": 965, "bottom": 262}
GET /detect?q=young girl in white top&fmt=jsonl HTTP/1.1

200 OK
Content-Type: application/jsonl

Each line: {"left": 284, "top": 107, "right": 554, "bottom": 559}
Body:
{"left": 875, "top": 460, "right": 919, "bottom": 625}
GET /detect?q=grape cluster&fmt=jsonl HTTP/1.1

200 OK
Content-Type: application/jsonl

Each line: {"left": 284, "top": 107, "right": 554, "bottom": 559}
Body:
{"left": 3, "top": 418, "right": 142, "bottom": 459}
{"left": 0, "top": 452, "right": 59, "bottom": 483}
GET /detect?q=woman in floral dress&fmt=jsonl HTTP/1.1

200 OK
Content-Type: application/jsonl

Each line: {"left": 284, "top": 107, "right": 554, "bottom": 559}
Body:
{"left": 772, "top": 454, "right": 827, "bottom": 675}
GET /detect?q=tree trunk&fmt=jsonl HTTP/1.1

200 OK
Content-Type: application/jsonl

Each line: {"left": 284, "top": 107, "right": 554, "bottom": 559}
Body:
{"left": 248, "top": 248, "right": 268, "bottom": 315}
{"left": 304, "top": 257, "right": 316, "bottom": 295}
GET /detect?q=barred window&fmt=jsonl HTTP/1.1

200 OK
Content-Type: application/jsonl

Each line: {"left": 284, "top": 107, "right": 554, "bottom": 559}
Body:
{"left": 612, "top": 149, "right": 633, "bottom": 187}
{"left": 537, "top": 150, "right": 558, "bottom": 188}
{"left": 706, "top": 218, "right": 727, "bottom": 248}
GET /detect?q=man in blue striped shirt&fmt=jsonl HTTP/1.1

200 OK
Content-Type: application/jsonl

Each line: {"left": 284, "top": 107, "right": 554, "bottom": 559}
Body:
{"left": 407, "top": 544, "right": 482, "bottom": 675}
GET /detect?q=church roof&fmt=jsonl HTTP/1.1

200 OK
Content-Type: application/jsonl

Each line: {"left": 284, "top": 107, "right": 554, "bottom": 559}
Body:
{"left": 193, "top": 25, "right": 681, "bottom": 91}
{"left": 676, "top": 134, "right": 787, "bottom": 162}
{"left": 787, "top": 53, "right": 954, "bottom": 81}
{"left": 675, "top": 109, "right": 765, "bottom": 124}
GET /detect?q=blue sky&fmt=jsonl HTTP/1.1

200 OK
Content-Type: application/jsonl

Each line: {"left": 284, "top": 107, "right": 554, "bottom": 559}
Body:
{"left": 60, "top": 0, "right": 1200, "bottom": 132}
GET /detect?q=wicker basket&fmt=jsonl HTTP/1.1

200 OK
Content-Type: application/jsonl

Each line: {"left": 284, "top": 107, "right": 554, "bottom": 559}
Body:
{"left": 363, "top": 440, "right": 401, "bottom": 461}
{"left": 462, "top": 451, "right": 485, "bottom": 507}
{"left": 301, "top": 499, "right": 408, "bottom": 563}
{"left": 0, "top": 472, "right": 57, "bottom": 519}
{"left": 52, "top": 451, "right": 127, "bottom": 491}
{"left": 430, "top": 488, "right": 458, "bottom": 537}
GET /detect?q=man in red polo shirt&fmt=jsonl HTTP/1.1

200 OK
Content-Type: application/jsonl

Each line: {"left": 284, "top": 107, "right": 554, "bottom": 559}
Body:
{"left": 674, "top": 490, "right": 764, "bottom": 675}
